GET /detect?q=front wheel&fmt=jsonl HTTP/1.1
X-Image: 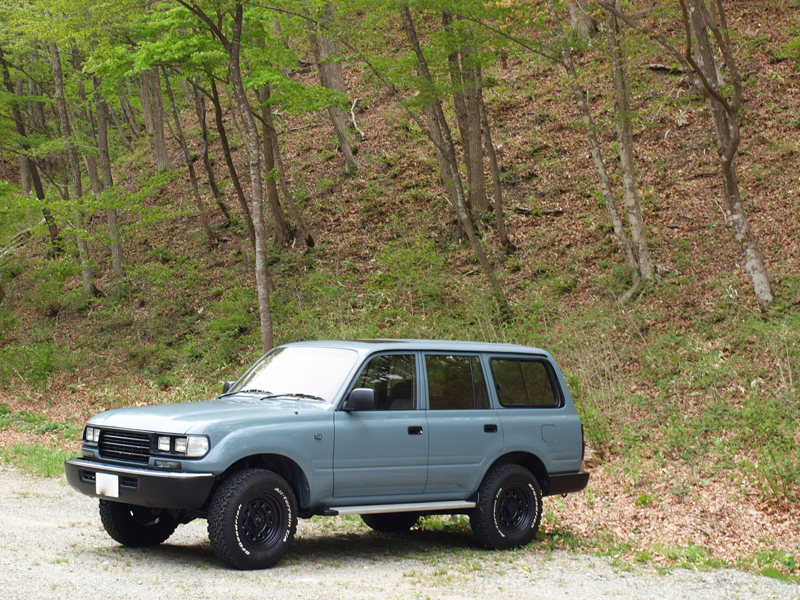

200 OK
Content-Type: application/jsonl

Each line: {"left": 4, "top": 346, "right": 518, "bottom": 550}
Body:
{"left": 207, "top": 469, "right": 298, "bottom": 570}
{"left": 470, "top": 464, "right": 542, "bottom": 550}
{"left": 99, "top": 500, "right": 178, "bottom": 547}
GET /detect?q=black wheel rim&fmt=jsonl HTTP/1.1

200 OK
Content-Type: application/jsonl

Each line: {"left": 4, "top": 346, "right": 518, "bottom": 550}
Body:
{"left": 239, "top": 494, "right": 283, "bottom": 550}
{"left": 496, "top": 483, "right": 532, "bottom": 535}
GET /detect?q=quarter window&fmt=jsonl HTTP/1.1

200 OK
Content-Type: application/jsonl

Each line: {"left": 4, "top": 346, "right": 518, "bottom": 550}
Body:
{"left": 352, "top": 354, "right": 416, "bottom": 410}
{"left": 490, "top": 359, "right": 558, "bottom": 408}
{"left": 426, "top": 355, "right": 490, "bottom": 410}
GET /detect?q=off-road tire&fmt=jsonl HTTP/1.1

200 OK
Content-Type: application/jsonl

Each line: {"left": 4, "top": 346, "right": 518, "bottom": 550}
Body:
{"left": 361, "top": 512, "right": 420, "bottom": 533}
{"left": 470, "top": 464, "right": 542, "bottom": 550}
{"left": 207, "top": 469, "right": 297, "bottom": 570}
{"left": 99, "top": 500, "right": 178, "bottom": 547}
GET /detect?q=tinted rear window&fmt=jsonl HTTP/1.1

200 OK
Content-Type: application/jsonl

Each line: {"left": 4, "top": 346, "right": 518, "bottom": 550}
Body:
{"left": 490, "top": 359, "right": 558, "bottom": 408}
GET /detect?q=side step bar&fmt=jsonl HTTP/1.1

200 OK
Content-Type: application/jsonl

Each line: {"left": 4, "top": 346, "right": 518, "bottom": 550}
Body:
{"left": 327, "top": 500, "right": 476, "bottom": 516}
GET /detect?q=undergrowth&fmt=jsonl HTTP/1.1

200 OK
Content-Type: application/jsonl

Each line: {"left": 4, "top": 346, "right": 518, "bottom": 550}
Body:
{"left": 1, "top": 226, "right": 798, "bottom": 507}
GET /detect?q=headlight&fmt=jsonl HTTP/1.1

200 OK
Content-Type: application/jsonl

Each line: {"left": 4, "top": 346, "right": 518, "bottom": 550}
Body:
{"left": 184, "top": 436, "right": 210, "bottom": 458}
{"left": 84, "top": 427, "right": 100, "bottom": 443}
{"left": 164, "top": 435, "right": 209, "bottom": 458}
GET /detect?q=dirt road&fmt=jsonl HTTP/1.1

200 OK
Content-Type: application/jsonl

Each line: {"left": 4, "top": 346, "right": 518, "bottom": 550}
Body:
{"left": 0, "top": 466, "right": 797, "bottom": 600}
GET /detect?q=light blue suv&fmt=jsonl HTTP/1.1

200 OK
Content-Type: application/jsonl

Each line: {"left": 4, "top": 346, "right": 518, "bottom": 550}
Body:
{"left": 65, "top": 340, "right": 588, "bottom": 569}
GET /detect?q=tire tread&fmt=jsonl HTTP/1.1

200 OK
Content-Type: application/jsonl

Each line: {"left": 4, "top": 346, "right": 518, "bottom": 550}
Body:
{"left": 470, "top": 464, "right": 542, "bottom": 550}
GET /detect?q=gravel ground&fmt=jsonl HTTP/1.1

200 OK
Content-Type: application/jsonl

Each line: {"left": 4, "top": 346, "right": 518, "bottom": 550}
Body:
{"left": 1, "top": 466, "right": 798, "bottom": 600}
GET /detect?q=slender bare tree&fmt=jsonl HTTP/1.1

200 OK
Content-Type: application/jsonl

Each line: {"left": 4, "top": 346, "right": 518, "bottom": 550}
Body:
{"left": 604, "top": 2, "right": 654, "bottom": 282}
{"left": 401, "top": 7, "right": 511, "bottom": 321}
{"left": 599, "top": 0, "right": 773, "bottom": 309}
{"left": 49, "top": 41, "right": 96, "bottom": 297}
{"left": 306, "top": 2, "right": 358, "bottom": 173}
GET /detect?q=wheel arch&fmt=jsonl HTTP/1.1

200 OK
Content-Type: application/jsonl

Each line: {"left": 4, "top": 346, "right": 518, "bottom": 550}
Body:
{"left": 486, "top": 452, "right": 552, "bottom": 495}
{"left": 220, "top": 454, "right": 311, "bottom": 509}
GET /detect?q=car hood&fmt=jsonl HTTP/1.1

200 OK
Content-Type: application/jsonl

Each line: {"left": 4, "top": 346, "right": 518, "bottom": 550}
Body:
{"left": 88, "top": 396, "right": 331, "bottom": 435}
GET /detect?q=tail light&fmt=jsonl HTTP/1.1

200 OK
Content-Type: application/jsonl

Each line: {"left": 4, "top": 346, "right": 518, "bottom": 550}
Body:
{"left": 581, "top": 424, "right": 586, "bottom": 462}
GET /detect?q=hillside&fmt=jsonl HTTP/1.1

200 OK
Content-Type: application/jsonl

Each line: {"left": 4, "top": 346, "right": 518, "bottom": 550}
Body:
{"left": 1, "top": 0, "right": 799, "bottom": 579}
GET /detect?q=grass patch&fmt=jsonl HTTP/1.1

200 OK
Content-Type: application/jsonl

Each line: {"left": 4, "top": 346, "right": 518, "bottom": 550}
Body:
{"left": 0, "top": 409, "right": 82, "bottom": 441}
{"left": 0, "top": 444, "right": 77, "bottom": 477}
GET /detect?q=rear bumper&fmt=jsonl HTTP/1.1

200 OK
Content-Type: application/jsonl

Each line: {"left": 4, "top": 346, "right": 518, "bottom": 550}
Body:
{"left": 545, "top": 470, "right": 590, "bottom": 496}
{"left": 65, "top": 458, "right": 215, "bottom": 510}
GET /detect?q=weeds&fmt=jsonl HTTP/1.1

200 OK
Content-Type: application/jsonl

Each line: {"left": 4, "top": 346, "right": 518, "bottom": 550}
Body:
{"left": 0, "top": 444, "right": 77, "bottom": 477}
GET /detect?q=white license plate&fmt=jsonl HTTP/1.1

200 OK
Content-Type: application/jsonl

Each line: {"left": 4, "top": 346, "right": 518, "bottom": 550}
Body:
{"left": 96, "top": 473, "right": 119, "bottom": 498}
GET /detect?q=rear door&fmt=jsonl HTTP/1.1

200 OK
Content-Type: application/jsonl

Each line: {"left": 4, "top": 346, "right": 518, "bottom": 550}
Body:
{"left": 422, "top": 353, "right": 504, "bottom": 495}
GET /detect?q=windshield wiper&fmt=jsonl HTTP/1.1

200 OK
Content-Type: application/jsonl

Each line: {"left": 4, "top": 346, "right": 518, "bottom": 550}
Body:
{"left": 219, "top": 388, "right": 272, "bottom": 398}
{"left": 258, "top": 393, "right": 326, "bottom": 402}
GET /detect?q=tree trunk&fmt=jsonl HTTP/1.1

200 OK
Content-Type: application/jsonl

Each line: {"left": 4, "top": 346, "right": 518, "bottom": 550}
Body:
{"left": 686, "top": 0, "right": 771, "bottom": 309}
{"left": 256, "top": 86, "right": 292, "bottom": 246}
{"left": 72, "top": 47, "right": 103, "bottom": 200}
{"left": 260, "top": 86, "right": 315, "bottom": 248}
{"left": 230, "top": 3, "right": 274, "bottom": 352}
{"left": 459, "top": 28, "right": 489, "bottom": 215}
{"left": 149, "top": 70, "right": 170, "bottom": 172}
{"left": 94, "top": 77, "right": 125, "bottom": 283}
{"left": 209, "top": 78, "right": 256, "bottom": 249}
{"left": 401, "top": 7, "right": 510, "bottom": 322}
{"left": 49, "top": 41, "right": 95, "bottom": 297}
{"left": 120, "top": 84, "right": 141, "bottom": 142}
{"left": 139, "top": 71, "right": 155, "bottom": 152}
{"left": 192, "top": 78, "right": 231, "bottom": 224}
{"left": 569, "top": 1, "right": 597, "bottom": 38}
{"left": 605, "top": 4, "right": 654, "bottom": 282}
{"left": 109, "top": 104, "right": 134, "bottom": 151}
{"left": 475, "top": 66, "right": 511, "bottom": 250}
{"left": 224, "top": 84, "right": 244, "bottom": 137}
{"left": 549, "top": 3, "right": 640, "bottom": 279}
{"left": 162, "top": 68, "right": 216, "bottom": 244}
{"left": 3, "top": 47, "right": 61, "bottom": 252}
{"left": 598, "top": 0, "right": 773, "bottom": 309}
{"left": 14, "top": 80, "right": 31, "bottom": 196}
{"left": 306, "top": 3, "right": 358, "bottom": 173}
{"left": 442, "top": 13, "right": 474, "bottom": 217}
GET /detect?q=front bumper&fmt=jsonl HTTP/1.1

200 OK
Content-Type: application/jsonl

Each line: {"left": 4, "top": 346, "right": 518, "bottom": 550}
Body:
{"left": 544, "top": 470, "right": 590, "bottom": 496}
{"left": 65, "top": 458, "right": 215, "bottom": 510}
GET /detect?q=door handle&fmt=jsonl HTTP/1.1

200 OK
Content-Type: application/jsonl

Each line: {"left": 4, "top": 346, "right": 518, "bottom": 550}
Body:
{"left": 484, "top": 424, "right": 498, "bottom": 433}
{"left": 408, "top": 425, "right": 423, "bottom": 435}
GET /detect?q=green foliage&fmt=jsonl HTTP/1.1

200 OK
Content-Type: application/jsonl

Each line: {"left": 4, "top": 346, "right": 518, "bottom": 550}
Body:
{"left": 752, "top": 548, "right": 799, "bottom": 581}
{"left": 775, "top": 35, "right": 800, "bottom": 67}
{"left": 184, "top": 287, "right": 259, "bottom": 371}
{"left": 0, "top": 182, "right": 32, "bottom": 246}
{"left": 0, "top": 340, "right": 74, "bottom": 387}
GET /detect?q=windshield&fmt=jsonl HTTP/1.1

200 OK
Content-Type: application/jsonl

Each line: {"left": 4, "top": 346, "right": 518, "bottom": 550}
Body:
{"left": 229, "top": 346, "right": 359, "bottom": 403}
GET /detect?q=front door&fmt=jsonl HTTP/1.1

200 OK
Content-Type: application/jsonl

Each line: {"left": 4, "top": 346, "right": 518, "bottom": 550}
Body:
{"left": 333, "top": 353, "right": 428, "bottom": 498}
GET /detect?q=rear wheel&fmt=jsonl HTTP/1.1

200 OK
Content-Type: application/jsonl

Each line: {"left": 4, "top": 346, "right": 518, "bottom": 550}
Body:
{"left": 99, "top": 500, "right": 178, "bottom": 547}
{"left": 470, "top": 464, "right": 542, "bottom": 550}
{"left": 361, "top": 512, "right": 420, "bottom": 533}
{"left": 207, "top": 469, "right": 297, "bottom": 570}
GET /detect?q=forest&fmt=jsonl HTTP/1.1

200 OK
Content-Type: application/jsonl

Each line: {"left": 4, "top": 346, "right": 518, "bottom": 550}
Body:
{"left": 0, "top": 0, "right": 799, "bottom": 578}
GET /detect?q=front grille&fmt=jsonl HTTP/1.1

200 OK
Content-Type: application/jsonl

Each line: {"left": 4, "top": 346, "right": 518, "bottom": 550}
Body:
{"left": 99, "top": 430, "right": 151, "bottom": 463}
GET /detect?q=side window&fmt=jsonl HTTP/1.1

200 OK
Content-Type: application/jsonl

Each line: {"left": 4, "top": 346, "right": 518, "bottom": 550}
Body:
{"left": 426, "top": 355, "right": 490, "bottom": 410}
{"left": 490, "top": 359, "right": 558, "bottom": 408}
{"left": 352, "top": 354, "right": 416, "bottom": 410}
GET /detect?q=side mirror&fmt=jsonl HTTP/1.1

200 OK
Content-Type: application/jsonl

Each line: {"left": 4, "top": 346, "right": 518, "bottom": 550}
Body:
{"left": 222, "top": 380, "right": 237, "bottom": 394}
{"left": 342, "top": 388, "right": 375, "bottom": 412}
